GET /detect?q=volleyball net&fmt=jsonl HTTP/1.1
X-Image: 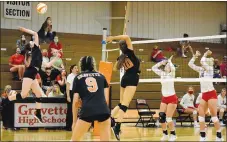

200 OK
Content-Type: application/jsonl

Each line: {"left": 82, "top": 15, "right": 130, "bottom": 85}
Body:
{"left": 102, "top": 33, "right": 226, "bottom": 83}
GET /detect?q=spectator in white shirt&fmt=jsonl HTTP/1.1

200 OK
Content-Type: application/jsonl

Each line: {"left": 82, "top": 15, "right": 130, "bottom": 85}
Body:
{"left": 65, "top": 64, "right": 79, "bottom": 131}
{"left": 180, "top": 86, "right": 199, "bottom": 127}
{"left": 217, "top": 88, "right": 226, "bottom": 126}
{"left": 41, "top": 49, "right": 50, "bottom": 72}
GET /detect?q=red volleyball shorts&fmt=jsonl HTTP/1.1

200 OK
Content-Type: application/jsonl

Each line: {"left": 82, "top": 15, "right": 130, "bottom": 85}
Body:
{"left": 195, "top": 104, "right": 199, "bottom": 108}
{"left": 202, "top": 90, "right": 217, "bottom": 102}
{"left": 161, "top": 94, "right": 178, "bottom": 104}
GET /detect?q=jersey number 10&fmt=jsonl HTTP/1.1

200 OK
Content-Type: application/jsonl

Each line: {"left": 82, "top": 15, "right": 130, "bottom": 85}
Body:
{"left": 122, "top": 58, "right": 134, "bottom": 70}
{"left": 85, "top": 77, "right": 98, "bottom": 93}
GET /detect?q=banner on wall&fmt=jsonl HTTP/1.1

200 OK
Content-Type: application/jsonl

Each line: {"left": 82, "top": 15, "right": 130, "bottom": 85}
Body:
{"left": 4, "top": 1, "right": 31, "bottom": 20}
{"left": 14, "top": 103, "right": 67, "bottom": 127}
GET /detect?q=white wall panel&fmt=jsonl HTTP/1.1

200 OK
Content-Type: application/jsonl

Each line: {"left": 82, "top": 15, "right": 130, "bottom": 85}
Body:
{"left": 127, "top": 2, "right": 226, "bottom": 39}
{"left": 1, "top": 2, "right": 111, "bottom": 35}
{"left": 143, "top": 2, "right": 149, "bottom": 38}
{"left": 131, "top": 2, "right": 138, "bottom": 38}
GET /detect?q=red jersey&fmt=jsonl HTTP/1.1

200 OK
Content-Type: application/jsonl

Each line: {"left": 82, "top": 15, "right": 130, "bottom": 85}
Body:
{"left": 36, "top": 73, "right": 41, "bottom": 79}
{"left": 48, "top": 42, "right": 63, "bottom": 58}
{"left": 9, "top": 54, "right": 24, "bottom": 65}
{"left": 151, "top": 49, "right": 165, "bottom": 60}
{"left": 220, "top": 62, "right": 227, "bottom": 76}
{"left": 56, "top": 75, "right": 62, "bottom": 81}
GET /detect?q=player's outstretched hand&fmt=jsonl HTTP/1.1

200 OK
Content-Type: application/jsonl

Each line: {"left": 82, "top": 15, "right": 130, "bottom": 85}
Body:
{"left": 206, "top": 50, "right": 212, "bottom": 56}
{"left": 106, "top": 36, "right": 113, "bottom": 43}
{"left": 169, "top": 55, "right": 174, "bottom": 61}
{"left": 18, "top": 26, "right": 25, "bottom": 32}
{"left": 195, "top": 50, "right": 201, "bottom": 57}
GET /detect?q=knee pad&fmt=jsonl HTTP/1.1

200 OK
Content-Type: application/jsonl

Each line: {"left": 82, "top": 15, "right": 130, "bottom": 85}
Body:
{"left": 120, "top": 105, "right": 128, "bottom": 112}
{"left": 198, "top": 116, "right": 205, "bottom": 122}
{"left": 118, "top": 103, "right": 122, "bottom": 108}
{"left": 211, "top": 116, "right": 219, "bottom": 123}
{"left": 193, "top": 110, "right": 198, "bottom": 115}
{"left": 16, "top": 93, "right": 23, "bottom": 100}
{"left": 159, "top": 112, "right": 166, "bottom": 123}
{"left": 220, "top": 108, "right": 225, "bottom": 113}
{"left": 166, "top": 117, "right": 173, "bottom": 123}
{"left": 35, "top": 97, "right": 42, "bottom": 103}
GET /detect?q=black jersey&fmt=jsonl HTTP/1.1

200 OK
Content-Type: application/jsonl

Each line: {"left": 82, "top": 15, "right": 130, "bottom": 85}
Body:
{"left": 118, "top": 48, "right": 140, "bottom": 75}
{"left": 30, "top": 44, "right": 42, "bottom": 69}
{"left": 72, "top": 71, "right": 110, "bottom": 118}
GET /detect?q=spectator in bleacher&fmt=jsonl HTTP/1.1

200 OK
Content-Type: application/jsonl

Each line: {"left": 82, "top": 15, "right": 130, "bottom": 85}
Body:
{"left": 50, "top": 50, "right": 64, "bottom": 76}
{"left": 65, "top": 64, "right": 79, "bottom": 131}
{"left": 56, "top": 69, "right": 67, "bottom": 94}
{"left": 180, "top": 86, "right": 200, "bottom": 127}
{"left": 41, "top": 49, "right": 50, "bottom": 72}
{"left": 48, "top": 36, "right": 63, "bottom": 58}
{"left": 47, "top": 84, "right": 64, "bottom": 97}
{"left": 1, "top": 85, "right": 13, "bottom": 99}
{"left": 150, "top": 45, "right": 166, "bottom": 62}
{"left": 220, "top": 56, "right": 227, "bottom": 78}
{"left": 16, "top": 34, "right": 27, "bottom": 55}
{"left": 41, "top": 67, "right": 56, "bottom": 94}
{"left": 217, "top": 88, "right": 226, "bottom": 126}
{"left": 213, "top": 59, "right": 221, "bottom": 79}
{"left": 179, "top": 33, "right": 194, "bottom": 58}
{"left": 9, "top": 48, "right": 25, "bottom": 81}
{"left": 1, "top": 85, "right": 17, "bottom": 130}
{"left": 38, "top": 17, "right": 55, "bottom": 43}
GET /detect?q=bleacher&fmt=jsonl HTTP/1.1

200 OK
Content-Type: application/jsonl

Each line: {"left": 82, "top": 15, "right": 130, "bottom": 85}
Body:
{"left": 1, "top": 28, "right": 226, "bottom": 112}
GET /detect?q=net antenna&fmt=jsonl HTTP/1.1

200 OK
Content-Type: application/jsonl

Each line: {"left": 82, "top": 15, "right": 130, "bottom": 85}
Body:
{"left": 95, "top": 16, "right": 125, "bottom": 62}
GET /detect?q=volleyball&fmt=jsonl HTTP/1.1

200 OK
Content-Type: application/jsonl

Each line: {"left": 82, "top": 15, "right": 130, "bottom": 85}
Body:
{"left": 37, "top": 3, "right": 47, "bottom": 14}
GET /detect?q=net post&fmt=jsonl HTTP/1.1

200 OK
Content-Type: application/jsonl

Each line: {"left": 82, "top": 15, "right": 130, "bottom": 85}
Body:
{"left": 102, "top": 28, "right": 107, "bottom": 61}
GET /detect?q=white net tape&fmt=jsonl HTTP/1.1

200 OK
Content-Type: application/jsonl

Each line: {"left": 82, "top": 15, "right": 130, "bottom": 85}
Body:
{"left": 132, "top": 35, "right": 226, "bottom": 44}
{"left": 110, "top": 78, "right": 226, "bottom": 85}
{"left": 102, "top": 34, "right": 226, "bottom": 52}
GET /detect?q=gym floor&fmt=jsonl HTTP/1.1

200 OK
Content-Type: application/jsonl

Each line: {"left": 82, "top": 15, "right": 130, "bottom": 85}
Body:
{"left": 1, "top": 123, "right": 226, "bottom": 141}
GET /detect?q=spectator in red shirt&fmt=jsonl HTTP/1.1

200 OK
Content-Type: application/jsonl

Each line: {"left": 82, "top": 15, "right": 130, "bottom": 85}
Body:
{"left": 9, "top": 48, "right": 25, "bottom": 80}
{"left": 56, "top": 69, "right": 67, "bottom": 94}
{"left": 151, "top": 45, "right": 167, "bottom": 62}
{"left": 48, "top": 36, "right": 63, "bottom": 58}
{"left": 220, "top": 56, "right": 227, "bottom": 78}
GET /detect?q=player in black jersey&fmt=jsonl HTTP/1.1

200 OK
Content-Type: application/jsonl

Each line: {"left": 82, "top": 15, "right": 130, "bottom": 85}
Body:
{"left": 71, "top": 56, "right": 111, "bottom": 141}
{"left": 106, "top": 35, "right": 140, "bottom": 140}
{"left": 7, "top": 27, "right": 58, "bottom": 123}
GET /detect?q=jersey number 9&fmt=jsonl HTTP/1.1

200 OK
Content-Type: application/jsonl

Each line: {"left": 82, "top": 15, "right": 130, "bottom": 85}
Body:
{"left": 85, "top": 77, "right": 98, "bottom": 93}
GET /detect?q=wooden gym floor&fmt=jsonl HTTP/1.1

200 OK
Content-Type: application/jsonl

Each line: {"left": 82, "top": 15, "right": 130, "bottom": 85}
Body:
{"left": 1, "top": 123, "right": 226, "bottom": 141}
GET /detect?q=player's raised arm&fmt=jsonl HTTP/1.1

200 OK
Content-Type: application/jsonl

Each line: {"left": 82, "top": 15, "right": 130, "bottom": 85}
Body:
{"left": 106, "top": 35, "right": 133, "bottom": 50}
{"left": 18, "top": 27, "right": 39, "bottom": 47}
